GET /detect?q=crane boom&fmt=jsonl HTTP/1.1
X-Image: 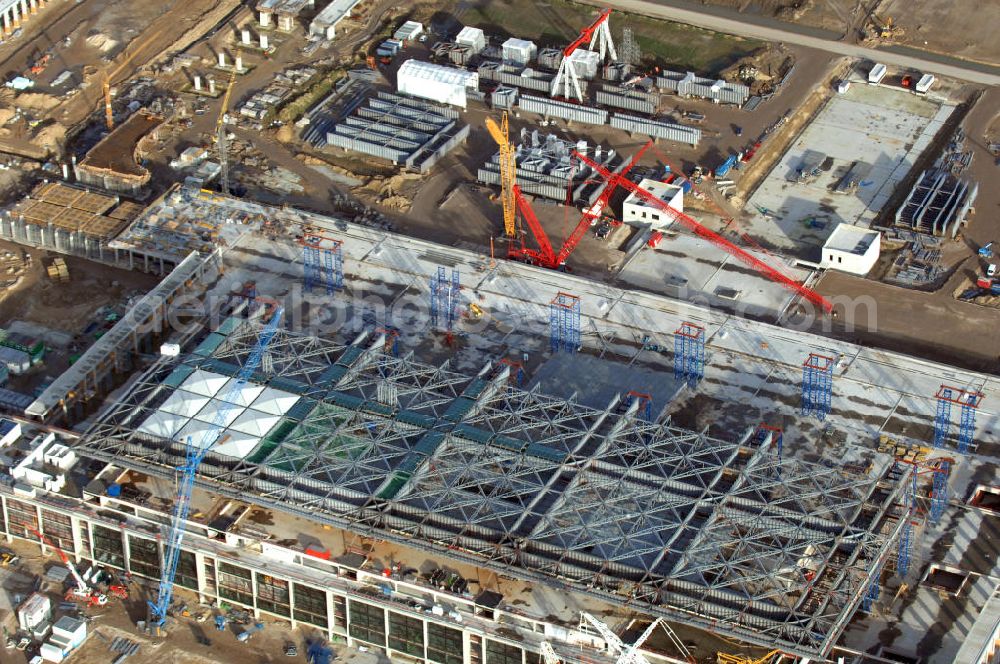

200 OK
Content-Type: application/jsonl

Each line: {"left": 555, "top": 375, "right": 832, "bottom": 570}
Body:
{"left": 149, "top": 307, "right": 284, "bottom": 630}
{"left": 486, "top": 114, "right": 517, "bottom": 238}
{"left": 103, "top": 28, "right": 164, "bottom": 130}
{"left": 562, "top": 8, "right": 613, "bottom": 57}
{"left": 30, "top": 527, "right": 88, "bottom": 594}
{"left": 571, "top": 148, "right": 833, "bottom": 313}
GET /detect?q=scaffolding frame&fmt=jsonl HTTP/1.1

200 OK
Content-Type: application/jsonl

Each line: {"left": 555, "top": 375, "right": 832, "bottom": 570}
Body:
{"left": 933, "top": 385, "right": 984, "bottom": 452}
{"left": 75, "top": 319, "right": 911, "bottom": 660}
{"left": 300, "top": 233, "right": 343, "bottom": 295}
{"left": 673, "top": 322, "right": 705, "bottom": 387}
{"left": 550, "top": 292, "right": 580, "bottom": 353}
{"left": 802, "top": 353, "right": 834, "bottom": 420}
{"left": 430, "top": 267, "right": 460, "bottom": 331}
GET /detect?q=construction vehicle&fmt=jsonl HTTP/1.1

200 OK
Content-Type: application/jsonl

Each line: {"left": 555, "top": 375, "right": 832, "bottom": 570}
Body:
{"left": 149, "top": 305, "right": 284, "bottom": 634}
{"left": 215, "top": 615, "right": 227, "bottom": 631}
{"left": 869, "top": 14, "right": 904, "bottom": 41}
{"left": 237, "top": 622, "right": 265, "bottom": 643}
{"left": 581, "top": 612, "right": 694, "bottom": 664}
{"left": 0, "top": 546, "right": 19, "bottom": 566}
{"left": 716, "top": 649, "right": 781, "bottom": 664}
{"left": 29, "top": 527, "right": 107, "bottom": 606}
{"left": 102, "top": 29, "right": 164, "bottom": 130}
{"left": 552, "top": 8, "right": 618, "bottom": 102}
{"left": 979, "top": 242, "right": 993, "bottom": 258}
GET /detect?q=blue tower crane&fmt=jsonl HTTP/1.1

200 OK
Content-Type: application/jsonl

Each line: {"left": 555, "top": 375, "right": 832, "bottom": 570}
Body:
{"left": 149, "top": 307, "right": 284, "bottom": 632}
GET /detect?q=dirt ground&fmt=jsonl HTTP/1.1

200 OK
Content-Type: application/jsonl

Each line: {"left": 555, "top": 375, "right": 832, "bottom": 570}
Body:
{"left": 0, "top": 239, "right": 159, "bottom": 394}
{"left": 666, "top": 0, "right": 1000, "bottom": 67}
{"left": 0, "top": 0, "right": 240, "bottom": 156}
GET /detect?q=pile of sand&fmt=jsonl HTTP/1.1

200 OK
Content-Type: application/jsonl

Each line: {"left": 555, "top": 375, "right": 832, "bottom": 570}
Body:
{"left": 86, "top": 33, "right": 119, "bottom": 52}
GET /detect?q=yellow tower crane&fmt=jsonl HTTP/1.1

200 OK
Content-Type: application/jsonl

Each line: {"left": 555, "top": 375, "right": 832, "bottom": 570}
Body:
{"left": 485, "top": 112, "right": 517, "bottom": 239}
{"left": 215, "top": 59, "right": 240, "bottom": 195}
{"left": 102, "top": 28, "right": 164, "bottom": 131}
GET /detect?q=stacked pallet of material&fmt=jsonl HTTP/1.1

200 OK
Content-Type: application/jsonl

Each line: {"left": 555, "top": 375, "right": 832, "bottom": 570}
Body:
{"left": 47, "top": 258, "right": 69, "bottom": 282}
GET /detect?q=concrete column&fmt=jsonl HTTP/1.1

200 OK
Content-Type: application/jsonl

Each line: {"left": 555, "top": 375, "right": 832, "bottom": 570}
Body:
{"left": 259, "top": 10, "right": 270, "bottom": 27}
{"left": 2, "top": 11, "right": 9, "bottom": 35}
{"left": 208, "top": 77, "right": 216, "bottom": 95}
{"left": 29, "top": 0, "right": 36, "bottom": 15}
{"left": 235, "top": 54, "right": 243, "bottom": 72}
{"left": 218, "top": 51, "right": 226, "bottom": 68}
{"left": 241, "top": 28, "right": 251, "bottom": 45}
{"left": 20, "top": 0, "right": 27, "bottom": 20}
{"left": 259, "top": 33, "right": 268, "bottom": 49}
{"left": 193, "top": 74, "right": 202, "bottom": 91}
{"left": 278, "top": 15, "right": 291, "bottom": 32}
{"left": 12, "top": 5, "right": 20, "bottom": 28}
{"left": 0, "top": 498, "right": 10, "bottom": 543}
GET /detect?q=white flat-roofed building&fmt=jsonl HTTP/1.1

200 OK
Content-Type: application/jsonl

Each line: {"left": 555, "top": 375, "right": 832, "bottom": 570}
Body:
{"left": 622, "top": 178, "right": 684, "bottom": 229}
{"left": 396, "top": 59, "right": 479, "bottom": 109}
{"left": 820, "top": 222, "right": 880, "bottom": 275}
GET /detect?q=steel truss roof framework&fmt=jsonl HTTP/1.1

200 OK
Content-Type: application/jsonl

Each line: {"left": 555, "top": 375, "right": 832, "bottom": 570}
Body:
{"left": 77, "top": 318, "right": 910, "bottom": 659}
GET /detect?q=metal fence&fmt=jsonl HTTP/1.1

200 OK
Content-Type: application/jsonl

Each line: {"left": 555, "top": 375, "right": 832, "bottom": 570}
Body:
{"left": 517, "top": 95, "right": 608, "bottom": 125}
{"left": 610, "top": 113, "right": 702, "bottom": 146}
{"left": 478, "top": 62, "right": 554, "bottom": 93}
{"left": 595, "top": 87, "right": 656, "bottom": 115}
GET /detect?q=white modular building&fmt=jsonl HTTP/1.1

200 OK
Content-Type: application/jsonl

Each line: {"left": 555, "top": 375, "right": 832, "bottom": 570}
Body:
{"left": 566, "top": 49, "right": 601, "bottom": 80}
{"left": 915, "top": 73, "right": 935, "bottom": 93}
{"left": 396, "top": 59, "right": 479, "bottom": 109}
{"left": 868, "top": 63, "right": 887, "bottom": 85}
{"left": 455, "top": 26, "right": 486, "bottom": 54}
{"left": 502, "top": 38, "right": 537, "bottom": 66}
{"left": 622, "top": 178, "right": 685, "bottom": 229}
{"left": 394, "top": 20, "right": 424, "bottom": 43}
{"left": 820, "top": 223, "right": 880, "bottom": 275}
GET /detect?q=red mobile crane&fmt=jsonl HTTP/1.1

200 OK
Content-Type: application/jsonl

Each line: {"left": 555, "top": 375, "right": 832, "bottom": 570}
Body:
{"left": 29, "top": 527, "right": 108, "bottom": 606}
{"left": 510, "top": 141, "right": 651, "bottom": 268}
{"left": 571, "top": 146, "right": 833, "bottom": 313}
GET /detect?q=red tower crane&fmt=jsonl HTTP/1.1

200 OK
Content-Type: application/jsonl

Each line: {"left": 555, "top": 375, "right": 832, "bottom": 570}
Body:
{"left": 572, "top": 146, "right": 834, "bottom": 313}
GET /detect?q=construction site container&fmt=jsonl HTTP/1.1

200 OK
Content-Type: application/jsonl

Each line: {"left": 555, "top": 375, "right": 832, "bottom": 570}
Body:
{"left": 393, "top": 20, "right": 423, "bottom": 43}
{"left": 502, "top": 38, "right": 537, "bottom": 66}
{"left": 517, "top": 94, "right": 608, "bottom": 125}
{"left": 477, "top": 63, "right": 552, "bottom": 93}
{"left": 0, "top": 346, "right": 31, "bottom": 375}
{"left": 491, "top": 86, "right": 518, "bottom": 110}
{"left": 396, "top": 59, "right": 479, "bottom": 109}
{"left": 915, "top": 74, "right": 935, "bottom": 93}
{"left": 536, "top": 48, "right": 563, "bottom": 71}
{"left": 656, "top": 70, "right": 750, "bottom": 106}
{"left": 455, "top": 26, "right": 486, "bottom": 54}
{"left": 868, "top": 63, "right": 887, "bottom": 85}
{"left": 566, "top": 49, "right": 601, "bottom": 80}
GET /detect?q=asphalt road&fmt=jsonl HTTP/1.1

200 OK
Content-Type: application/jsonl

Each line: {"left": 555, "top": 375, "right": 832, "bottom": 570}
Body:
{"left": 582, "top": 0, "right": 1000, "bottom": 86}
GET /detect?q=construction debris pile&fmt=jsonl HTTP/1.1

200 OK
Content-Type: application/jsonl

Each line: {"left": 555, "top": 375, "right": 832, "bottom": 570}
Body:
{"left": 884, "top": 230, "right": 944, "bottom": 287}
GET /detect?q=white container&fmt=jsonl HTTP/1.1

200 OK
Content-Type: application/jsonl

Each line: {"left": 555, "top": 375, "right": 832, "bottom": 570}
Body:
{"left": 915, "top": 73, "right": 935, "bottom": 93}
{"left": 455, "top": 26, "right": 486, "bottom": 54}
{"left": 836, "top": 80, "right": 851, "bottom": 94}
{"left": 396, "top": 59, "right": 479, "bottom": 109}
{"left": 868, "top": 63, "right": 886, "bottom": 85}
{"left": 502, "top": 38, "right": 537, "bottom": 65}
{"left": 160, "top": 342, "right": 181, "bottom": 356}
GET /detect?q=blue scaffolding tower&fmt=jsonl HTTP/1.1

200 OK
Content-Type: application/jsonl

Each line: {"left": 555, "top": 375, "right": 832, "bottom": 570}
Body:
{"left": 755, "top": 424, "right": 783, "bottom": 476}
{"left": 430, "top": 267, "right": 460, "bottom": 331}
{"left": 301, "top": 234, "right": 343, "bottom": 295}
{"left": 673, "top": 322, "right": 705, "bottom": 387}
{"left": 958, "top": 391, "right": 983, "bottom": 453}
{"left": 896, "top": 463, "right": 917, "bottom": 577}
{"left": 625, "top": 391, "right": 653, "bottom": 420}
{"left": 549, "top": 292, "right": 580, "bottom": 353}
{"left": 801, "top": 353, "right": 834, "bottom": 420}
{"left": 933, "top": 387, "right": 954, "bottom": 448}
{"left": 498, "top": 358, "right": 525, "bottom": 387}
{"left": 930, "top": 460, "right": 951, "bottom": 524}
{"left": 862, "top": 564, "right": 882, "bottom": 613}
{"left": 934, "top": 386, "right": 984, "bottom": 452}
